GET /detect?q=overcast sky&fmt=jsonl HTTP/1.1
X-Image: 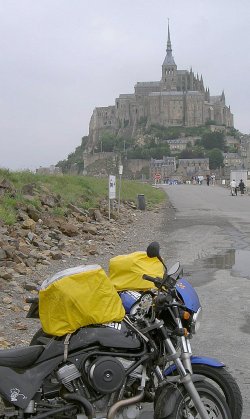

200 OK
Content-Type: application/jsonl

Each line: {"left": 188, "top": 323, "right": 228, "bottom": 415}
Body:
{"left": 1, "top": 0, "right": 250, "bottom": 171}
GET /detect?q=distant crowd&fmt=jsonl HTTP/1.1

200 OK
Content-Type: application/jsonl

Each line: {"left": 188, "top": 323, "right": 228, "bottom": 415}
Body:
{"left": 191, "top": 174, "right": 216, "bottom": 186}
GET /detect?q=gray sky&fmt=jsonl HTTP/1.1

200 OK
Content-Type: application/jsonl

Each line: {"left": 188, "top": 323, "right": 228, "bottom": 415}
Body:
{"left": 1, "top": 0, "right": 250, "bottom": 171}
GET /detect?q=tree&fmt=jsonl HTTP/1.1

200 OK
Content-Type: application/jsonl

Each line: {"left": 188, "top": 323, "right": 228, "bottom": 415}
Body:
{"left": 98, "top": 133, "right": 117, "bottom": 152}
{"left": 206, "top": 148, "right": 224, "bottom": 169}
{"left": 201, "top": 132, "right": 225, "bottom": 151}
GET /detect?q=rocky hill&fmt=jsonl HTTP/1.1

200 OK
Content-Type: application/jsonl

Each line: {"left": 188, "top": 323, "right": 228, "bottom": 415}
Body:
{"left": 0, "top": 180, "right": 143, "bottom": 281}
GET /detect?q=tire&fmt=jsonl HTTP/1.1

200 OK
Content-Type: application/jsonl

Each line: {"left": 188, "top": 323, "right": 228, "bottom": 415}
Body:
{"left": 192, "top": 365, "right": 242, "bottom": 419}
{"left": 154, "top": 380, "right": 232, "bottom": 419}
{"left": 30, "top": 328, "right": 53, "bottom": 345}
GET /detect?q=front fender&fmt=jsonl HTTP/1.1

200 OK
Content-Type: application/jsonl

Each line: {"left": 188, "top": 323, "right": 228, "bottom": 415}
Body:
{"left": 155, "top": 374, "right": 205, "bottom": 417}
{"left": 164, "top": 356, "right": 225, "bottom": 376}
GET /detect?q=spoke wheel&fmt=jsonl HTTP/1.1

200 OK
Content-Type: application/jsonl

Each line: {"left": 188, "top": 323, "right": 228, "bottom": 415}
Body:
{"left": 191, "top": 365, "right": 242, "bottom": 419}
{"left": 154, "top": 380, "right": 232, "bottom": 419}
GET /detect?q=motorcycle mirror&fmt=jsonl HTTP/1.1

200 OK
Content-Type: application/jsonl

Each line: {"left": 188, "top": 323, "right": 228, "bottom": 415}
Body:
{"left": 146, "top": 242, "right": 160, "bottom": 258}
{"left": 147, "top": 242, "right": 168, "bottom": 272}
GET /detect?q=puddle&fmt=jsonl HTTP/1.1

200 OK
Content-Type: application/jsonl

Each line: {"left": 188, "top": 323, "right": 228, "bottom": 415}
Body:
{"left": 232, "top": 249, "right": 250, "bottom": 279}
{"left": 203, "top": 249, "right": 250, "bottom": 279}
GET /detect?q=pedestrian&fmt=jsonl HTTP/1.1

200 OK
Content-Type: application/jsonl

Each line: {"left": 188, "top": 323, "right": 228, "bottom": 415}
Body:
{"left": 206, "top": 174, "right": 210, "bottom": 186}
{"left": 238, "top": 179, "right": 245, "bottom": 195}
{"left": 230, "top": 179, "right": 237, "bottom": 196}
{"left": 211, "top": 174, "right": 215, "bottom": 186}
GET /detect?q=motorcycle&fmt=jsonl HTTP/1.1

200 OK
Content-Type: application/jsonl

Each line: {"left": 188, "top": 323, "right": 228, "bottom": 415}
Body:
{"left": 118, "top": 242, "right": 242, "bottom": 419}
{"left": 0, "top": 256, "right": 231, "bottom": 418}
{"left": 25, "top": 242, "right": 241, "bottom": 419}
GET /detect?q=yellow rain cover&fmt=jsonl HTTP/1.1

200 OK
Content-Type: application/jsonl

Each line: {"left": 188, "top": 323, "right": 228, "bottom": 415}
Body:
{"left": 39, "top": 264, "right": 125, "bottom": 336}
{"left": 109, "top": 251, "right": 164, "bottom": 291}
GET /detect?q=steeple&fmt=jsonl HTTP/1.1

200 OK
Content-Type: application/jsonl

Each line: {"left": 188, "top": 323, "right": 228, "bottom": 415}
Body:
{"left": 161, "top": 20, "right": 177, "bottom": 90}
{"left": 167, "top": 21, "right": 172, "bottom": 53}
{"left": 163, "top": 20, "right": 176, "bottom": 66}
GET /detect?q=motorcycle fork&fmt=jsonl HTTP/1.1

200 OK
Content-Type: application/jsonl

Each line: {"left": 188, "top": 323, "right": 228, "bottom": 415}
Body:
{"left": 173, "top": 310, "right": 193, "bottom": 374}
{"left": 180, "top": 338, "right": 193, "bottom": 374}
{"left": 160, "top": 323, "right": 210, "bottom": 419}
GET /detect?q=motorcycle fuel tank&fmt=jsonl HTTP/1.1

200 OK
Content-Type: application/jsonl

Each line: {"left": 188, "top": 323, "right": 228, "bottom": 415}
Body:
{"left": 37, "top": 320, "right": 142, "bottom": 363}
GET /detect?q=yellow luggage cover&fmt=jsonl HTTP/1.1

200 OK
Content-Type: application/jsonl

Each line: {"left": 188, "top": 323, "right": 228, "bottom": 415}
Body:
{"left": 109, "top": 251, "right": 164, "bottom": 291}
{"left": 39, "top": 264, "right": 125, "bottom": 336}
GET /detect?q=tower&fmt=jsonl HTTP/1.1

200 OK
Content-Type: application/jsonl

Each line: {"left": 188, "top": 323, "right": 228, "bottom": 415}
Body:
{"left": 161, "top": 21, "right": 177, "bottom": 91}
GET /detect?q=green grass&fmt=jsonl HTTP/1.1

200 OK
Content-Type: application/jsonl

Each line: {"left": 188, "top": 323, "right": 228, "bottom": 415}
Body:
{"left": 0, "top": 169, "right": 166, "bottom": 225}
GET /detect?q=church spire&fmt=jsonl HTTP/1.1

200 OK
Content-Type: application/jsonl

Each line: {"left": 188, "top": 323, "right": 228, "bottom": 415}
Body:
{"left": 161, "top": 20, "right": 177, "bottom": 90}
{"left": 163, "top": 20, "right": 176, "bottom": 66}
{"left": 167, "top": 19, "right": 172, "bottom": 53}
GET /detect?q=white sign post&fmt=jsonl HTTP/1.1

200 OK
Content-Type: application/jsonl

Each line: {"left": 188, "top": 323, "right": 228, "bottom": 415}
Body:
{"left": 109, "top": 175, "right": 116, "bottom": 220}
{"left": 118, "top": 165, "right": 123, "bottom": 213}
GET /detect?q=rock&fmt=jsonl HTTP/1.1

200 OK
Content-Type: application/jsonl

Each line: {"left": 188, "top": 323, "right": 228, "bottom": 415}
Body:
{"left": 27, "top": 207, "right": 40, "bottom": 222}
{"left": 2, "top": 297, "right": 13, "bottom": 304}
{"left": 41, "top": 195, "right": 59, "bottom": 208}
{"left": 59, "top": 222, "right": 79, "bottom": 237}
{"left": 0, "top": 338, "right": 11, "bottom": 348}
{"left": 27, "top": 232, "right": 35, "bottom": 242}
{"left": 0, "top": 268, "right": 13, "bottom": 280}
{"left": 82, "top": 223, "right": 98, "bottom": 235}
{"left": 88, "top": 243, "right": 98, "bottom": 255}
{"left": 68, "top": 203, "right": 88, "bottom": 216}
{"left": 21, "top": 183, "right": 38, "bottom": 195}
{"left": 11, "top": 254, "right": 24, "bottom": 264}
{"left": 25, "top": 257, "right": 37, "bottom": 268}
{"left": 15, "top": 323, "right": 28, "bottom": 330}
{"left": 14, "top": 264, "right": 27, "bottom": 275}
{"left": 50, "top": 251, "right": 63, "bottom": 260}
{"left": 22, "top": 218, "right": 36, "bottom": 231}
{"left": 32, "top": 239, "right": 50, "bottom": 251}
{"left": 88, "top": 208, "right": 103, "bottom": 222}
{"left": 17, "top": 210, "right": 30, "bottom": 221}
{"left": 0, "top": 179, "right": 15, "bottom": 192}
{"left": 0, "top": 249, "right": 7, "bottom": 261}
{"left": 23, "top": 281, "right": 38, "bottom": 291}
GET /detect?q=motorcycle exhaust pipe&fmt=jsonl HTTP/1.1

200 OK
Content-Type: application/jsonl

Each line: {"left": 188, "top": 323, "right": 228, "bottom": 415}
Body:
{"left": 107, "top": 389, "right": 144, "bottom": 419}
{"left": 33, "top": 404, "right": 76, "bottom": 419}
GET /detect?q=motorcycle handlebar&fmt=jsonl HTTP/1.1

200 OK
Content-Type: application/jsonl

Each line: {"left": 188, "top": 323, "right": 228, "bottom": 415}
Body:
{"left": 142, "top": 274, "right": 164, "bottom": 288}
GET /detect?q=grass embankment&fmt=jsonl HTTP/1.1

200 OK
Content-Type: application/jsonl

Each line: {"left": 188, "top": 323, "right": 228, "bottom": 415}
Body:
{"left": 0, "top": 169, "right": 166, "bottom": 225}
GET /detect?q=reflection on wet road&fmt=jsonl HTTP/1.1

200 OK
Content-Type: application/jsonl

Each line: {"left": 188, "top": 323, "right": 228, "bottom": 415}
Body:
{"left": 202, "top": 248, "right": 250, "bottom": 280}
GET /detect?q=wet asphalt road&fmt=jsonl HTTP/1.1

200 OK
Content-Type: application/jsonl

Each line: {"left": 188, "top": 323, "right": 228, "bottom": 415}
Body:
{"left": 140, "top": 184, "right": 250, "bottom": 418}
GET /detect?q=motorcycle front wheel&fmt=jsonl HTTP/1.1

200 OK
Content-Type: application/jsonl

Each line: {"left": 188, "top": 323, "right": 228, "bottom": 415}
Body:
{"left": 154, "top": 380, "right": 232, "bottom": 419}
{"left": 191, "top": 364, "right": 242, "bottom": 419}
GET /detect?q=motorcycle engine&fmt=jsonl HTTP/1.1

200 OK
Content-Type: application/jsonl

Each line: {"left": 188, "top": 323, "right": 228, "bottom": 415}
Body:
{"left": 88, "top": 356, "right": 126, "bottom": 394}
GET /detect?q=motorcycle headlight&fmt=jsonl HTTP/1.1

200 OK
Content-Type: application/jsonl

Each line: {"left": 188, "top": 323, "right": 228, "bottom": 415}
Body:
{"left": 190, "top": 307, "right": 202, "bottom": 334}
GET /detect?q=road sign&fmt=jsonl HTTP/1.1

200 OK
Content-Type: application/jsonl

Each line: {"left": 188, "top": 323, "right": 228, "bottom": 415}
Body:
{"left": 154, "top": 173, "right": 161, "bottom": 180}
{"left": 109, "top": 175, "right": 116, "bottom": 199}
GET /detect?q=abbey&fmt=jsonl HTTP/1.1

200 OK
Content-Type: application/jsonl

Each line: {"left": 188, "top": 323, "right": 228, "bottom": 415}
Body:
{"left": 88, "top": 25, "right": 234, "bottom": 147}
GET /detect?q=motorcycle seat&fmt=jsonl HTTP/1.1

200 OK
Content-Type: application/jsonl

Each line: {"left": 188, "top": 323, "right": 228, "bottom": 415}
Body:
{"left": 0, "top": 345, "right": 44, "bottom": 368}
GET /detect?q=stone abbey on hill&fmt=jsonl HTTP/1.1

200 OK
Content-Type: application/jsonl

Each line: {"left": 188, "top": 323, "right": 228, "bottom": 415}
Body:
{"left": 88, "top": 24, "right": 234, "bottom": 149}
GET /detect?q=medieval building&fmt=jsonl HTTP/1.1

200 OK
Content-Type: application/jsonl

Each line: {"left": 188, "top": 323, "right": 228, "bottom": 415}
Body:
{"left": 88, "top": 24, "right": 234, "bottom": 149}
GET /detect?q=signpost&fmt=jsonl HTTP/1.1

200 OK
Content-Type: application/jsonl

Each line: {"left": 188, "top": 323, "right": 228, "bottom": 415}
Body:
{"left": 118, "top": 165, "right": 123, "bottom": 213}
{"left": 154, "top": 173, "right": 161, "bottom": 186}
{"left": 108, "top": 175, "right": 116, "bottom": 220}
